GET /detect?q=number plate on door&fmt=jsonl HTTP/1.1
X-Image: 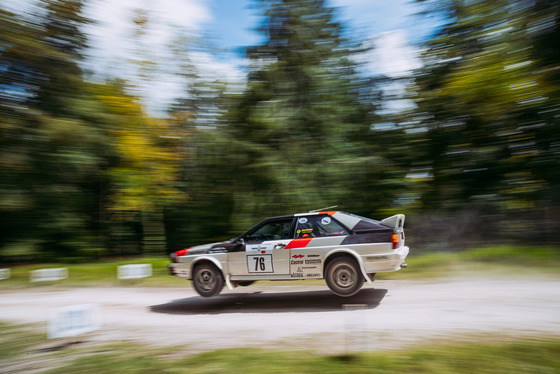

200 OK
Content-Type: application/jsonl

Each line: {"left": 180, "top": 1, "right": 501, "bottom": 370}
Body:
{"left": 247, "top": 254, "right": 274, "bottom": 273}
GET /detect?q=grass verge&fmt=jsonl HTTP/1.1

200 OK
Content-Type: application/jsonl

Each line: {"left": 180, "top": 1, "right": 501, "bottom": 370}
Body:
{"left": 378, "top": 245, "right": 560, "bottom": 280}
{"left": 1, "top": 322, "right": 558, "bottom": 373}
{"left": 0, "top": 257, "right": 186, "bottom": 288}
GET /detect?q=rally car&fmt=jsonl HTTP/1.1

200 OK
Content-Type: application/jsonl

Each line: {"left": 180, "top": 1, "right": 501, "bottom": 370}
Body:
{"left": 168, "top": 210, "right": 409, "bottom": 297}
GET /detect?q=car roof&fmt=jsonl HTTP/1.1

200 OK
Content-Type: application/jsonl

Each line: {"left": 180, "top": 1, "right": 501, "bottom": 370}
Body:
{"left": 266, "top": 211, "right": 387, "bottom": 231}
{"left": 264, "top": 211, "right": 337, "bottom": 220}
{"left": 240, "top": 211, "right": 389, "bottom": 238}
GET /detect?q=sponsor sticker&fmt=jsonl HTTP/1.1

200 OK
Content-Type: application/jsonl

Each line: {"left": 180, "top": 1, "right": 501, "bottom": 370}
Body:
{"left": 285, "top": 238, "right": 312, "bottom": 249}
{"left": 306, "top": 273, "right": 321, "bottom": 278}
{"left": 365, "top": 255, "right": 389, "bottom": 261}
{"left": 321, "top": 216, "right": 332, "bottom": 225}
{"left": 246, "top": 243, "right": 274, "bottom": 253}
{"left": 298, "top": 217, "right": 308, "bottom": 224}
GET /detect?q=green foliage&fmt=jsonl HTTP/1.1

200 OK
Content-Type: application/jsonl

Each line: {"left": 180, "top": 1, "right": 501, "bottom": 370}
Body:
{"left": 2, "top": 0, "right": 560, "bottom": 260}
{"left": 97, "top": 83, "right": 187, "bottom": 214}
{"left": 0, "top": 2, "right": 112, "bottom": 259}
{"left": 224, "top": 0, "right": 397, "bottom": 225}
{"left": 459, "top": 245, "right": 560, "bottom": 264}
{"left": 404, "top": 0, "right": 560, "bottom": 243}
{"left": 0, "top": 2, "right": 187, "bottom": 259}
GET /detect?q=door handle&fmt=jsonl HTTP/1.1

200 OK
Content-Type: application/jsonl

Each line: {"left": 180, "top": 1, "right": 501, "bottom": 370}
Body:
{"left": 273, "top": 243, "right": 287, "bottom": 250}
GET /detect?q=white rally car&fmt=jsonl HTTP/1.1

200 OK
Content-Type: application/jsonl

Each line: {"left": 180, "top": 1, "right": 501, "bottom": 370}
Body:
{"left": 168, "top": 210, "right": 409, "bottom": 297}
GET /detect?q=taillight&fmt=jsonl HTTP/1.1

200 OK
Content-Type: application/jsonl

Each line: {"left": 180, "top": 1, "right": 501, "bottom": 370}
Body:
{"left": 392, "top": 234, "right": 400, "bottom": 249}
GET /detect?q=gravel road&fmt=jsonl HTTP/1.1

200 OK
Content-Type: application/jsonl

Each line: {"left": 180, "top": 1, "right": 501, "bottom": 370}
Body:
{"left": 1, "top": 278, "right": 559, "bottom": 353}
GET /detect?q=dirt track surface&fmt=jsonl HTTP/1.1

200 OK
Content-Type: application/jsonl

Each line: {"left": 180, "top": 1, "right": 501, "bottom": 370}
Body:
{"left": 1, "top": 278, "right": 559, "bottom": 353}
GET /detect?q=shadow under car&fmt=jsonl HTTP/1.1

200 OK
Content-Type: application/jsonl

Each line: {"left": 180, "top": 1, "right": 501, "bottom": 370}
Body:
{"left": 150, "top": 288, "right": 388, "bottom": 315}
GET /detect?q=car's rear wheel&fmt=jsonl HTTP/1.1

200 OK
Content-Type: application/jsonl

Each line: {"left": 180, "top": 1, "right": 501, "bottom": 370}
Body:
{"left": 325, "top": 257, "right": 363, "bottom": 297}
{"left": 192, "top": 263, "right": 224, "bottom": 297}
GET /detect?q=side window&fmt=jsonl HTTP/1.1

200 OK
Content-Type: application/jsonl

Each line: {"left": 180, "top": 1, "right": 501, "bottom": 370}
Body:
{"left": 244, "top": 219, "right": 293, "bottom": 243}
{"left": 295, "top": 215, "right": 348, "bottom": 238}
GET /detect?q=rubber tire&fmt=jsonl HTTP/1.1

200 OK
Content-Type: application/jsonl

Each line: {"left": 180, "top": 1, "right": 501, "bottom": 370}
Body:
{"left": 192, "top": 263, "right": 224, "bottom": 297}
{"left": 325, "top": 257, "right": 364, "bottom": 297}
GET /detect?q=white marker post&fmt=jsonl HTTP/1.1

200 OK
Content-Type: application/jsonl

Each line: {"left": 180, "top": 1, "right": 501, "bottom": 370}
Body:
{"left": 0, "top": 268, "right": 10, "bottom": 280}
{"left": 30, "top": 268, "right": 68, "bottom": 282}
{"left": 117, "top": 264, "right": 152, "bottom": 280}
{"left": 48, "top": 304, "right": 102, "bottom": 339}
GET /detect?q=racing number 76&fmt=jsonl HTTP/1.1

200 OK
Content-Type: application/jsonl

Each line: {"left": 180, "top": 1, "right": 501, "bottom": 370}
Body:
{"left": 254, "top": 256, "right": 266, "bottom": 271}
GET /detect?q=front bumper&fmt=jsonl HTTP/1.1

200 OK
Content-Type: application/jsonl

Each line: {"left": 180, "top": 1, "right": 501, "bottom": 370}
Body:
{"left": 168, "top": 264, "right": 175, "bottom": 276}
{"left": 168, "top": 263, "right": 191, "bottom": 279}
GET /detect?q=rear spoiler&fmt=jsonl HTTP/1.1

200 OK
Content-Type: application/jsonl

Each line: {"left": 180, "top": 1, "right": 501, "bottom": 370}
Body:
{"left": 380, "top": 214, "right": 405, "bottom": 230}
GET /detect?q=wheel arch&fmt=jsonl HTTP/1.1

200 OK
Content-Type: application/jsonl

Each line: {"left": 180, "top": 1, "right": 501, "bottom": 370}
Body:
{"left": 191, "top": 256, "right": 224, "bottom": 276}
{"left": 324, "top": 249, "right": 373, "bottom": 284}
{"left": 190, "top": 257, "right": 236, "bottom": 290}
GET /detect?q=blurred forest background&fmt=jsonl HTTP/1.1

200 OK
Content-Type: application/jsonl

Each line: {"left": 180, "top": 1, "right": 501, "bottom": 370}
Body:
{"left": 1, "top": 0, "right": 559, "bottom": 263}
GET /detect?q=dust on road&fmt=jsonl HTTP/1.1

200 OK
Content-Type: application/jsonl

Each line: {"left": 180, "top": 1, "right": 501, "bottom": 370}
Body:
{"left": 1, "top": 278, "right": 559, "bottom": 353}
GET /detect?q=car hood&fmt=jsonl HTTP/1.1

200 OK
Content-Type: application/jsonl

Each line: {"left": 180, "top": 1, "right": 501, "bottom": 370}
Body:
{"left": 187, "top": 241, "right": 229, "bottom": 255}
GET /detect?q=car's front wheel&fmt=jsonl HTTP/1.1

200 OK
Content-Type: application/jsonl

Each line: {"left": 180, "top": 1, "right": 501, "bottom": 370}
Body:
{"left": 192, "top": 263, "right": 224, "bottom": 297}
{"left": 325, "top": 257, "right": 363, "bottom": 297}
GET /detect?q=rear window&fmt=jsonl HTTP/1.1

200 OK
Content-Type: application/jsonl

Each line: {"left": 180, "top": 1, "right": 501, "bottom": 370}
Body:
{"left": 295, "top": 215, "right": 348, "bottom": 238}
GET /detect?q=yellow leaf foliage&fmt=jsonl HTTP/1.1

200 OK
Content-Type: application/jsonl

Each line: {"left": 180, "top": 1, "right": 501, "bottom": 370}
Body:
{"left": 96, "top": 85, "right": 188, "bottom": 214}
